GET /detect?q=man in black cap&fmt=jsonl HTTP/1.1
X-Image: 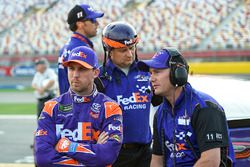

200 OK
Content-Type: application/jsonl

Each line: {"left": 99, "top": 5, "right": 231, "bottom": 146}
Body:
{"left": 58, "top": 4, "right": 104, "bottom": 95}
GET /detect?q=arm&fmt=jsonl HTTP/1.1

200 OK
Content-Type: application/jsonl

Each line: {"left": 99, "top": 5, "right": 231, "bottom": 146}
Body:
{"left": 151, "top": 154, "right": 164, "bottom": 167}
{"left": 58, "top": 48, "right": 69, "bottom": 94}
{"left": 35, "top": 101, "right": 75, "bottom": 167}
{"left": 151, "top": 112, "right": 164, "bottom": 167}
{"left": 194, "top": 148, "right": 220, "bottom": 167}
{"left": 31, "top": 76, "right": 45, "bottom": 96}
{"left": 42, "top": 79, "right": 55, "bottom": 91}
{"left": 192, "top": 104, "right": 230, "bottom": 167}
{"left": 56, "top": 101, "right": 123, "bottom": 166}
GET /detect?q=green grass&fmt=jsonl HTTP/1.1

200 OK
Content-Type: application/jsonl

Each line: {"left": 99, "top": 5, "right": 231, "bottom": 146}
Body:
{"left": 0, "top": 87, "right": 33, "bottom": 93}
{"left": 0, "top": 103, "right": 36, "bottom": 115}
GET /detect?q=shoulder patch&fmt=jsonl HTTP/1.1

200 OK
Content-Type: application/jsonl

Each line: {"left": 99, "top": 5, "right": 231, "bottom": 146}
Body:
{"left": 104, "top": 102, "right": 122, "bottom": 119}
{"left": 43, "top": 101, "right": 57, "bottom": 117}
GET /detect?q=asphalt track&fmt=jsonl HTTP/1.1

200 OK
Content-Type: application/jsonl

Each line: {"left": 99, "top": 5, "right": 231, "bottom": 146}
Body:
{"left": 0, "top": 115, "right": 36, "bottom": 166}
{"left": 0, "top": 89, "right": 36, "bottom": 166}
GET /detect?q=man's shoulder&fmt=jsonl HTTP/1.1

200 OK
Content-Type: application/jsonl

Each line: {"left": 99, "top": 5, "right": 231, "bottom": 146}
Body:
{"left": 192, "top": 88, "right": 220, "bottom": 108}
{"left": 68, "top": 38, "right": 89, "bottom": 48}
{"left": 95, "top": 92, "right": 122, "bottom": 118}
{"left": 96, "top": 92, "right": 117, "bottom": 103}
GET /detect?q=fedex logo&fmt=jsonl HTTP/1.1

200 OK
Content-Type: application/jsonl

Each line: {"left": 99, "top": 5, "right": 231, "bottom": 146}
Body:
{"left": 124, "top": 39, "right": 134, "bottom": 45}
{"left": 117, "top": 92, "right": 148, "bottom": 105}
{"left": 87, "top": 7, "right": 94, "bottom": 12}
{"left": 71, "top": 51, "right": 87, "bottom": 58}
{"left": 165, "top": 140, "right": 187, "bottom": 152}
{"left": 108, "top": 124, "right": 121, "bottom": 131}
{"left": 56, "top": 122, "right": 92, "bottom": 142}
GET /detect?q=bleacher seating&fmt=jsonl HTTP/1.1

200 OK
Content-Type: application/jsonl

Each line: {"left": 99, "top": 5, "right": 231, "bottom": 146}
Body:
{"left": 0, "top": 0, "right": 249, "bottom": 57}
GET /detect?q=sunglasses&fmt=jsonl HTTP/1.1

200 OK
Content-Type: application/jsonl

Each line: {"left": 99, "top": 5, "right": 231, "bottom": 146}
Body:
{"left": 81, "top": 18, "right": 97, "bottom": 23}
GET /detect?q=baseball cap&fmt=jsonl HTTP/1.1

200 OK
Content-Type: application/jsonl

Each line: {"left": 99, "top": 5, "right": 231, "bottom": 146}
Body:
{"left": 35, "top": 57, "right": 48, "bottom": 66}
{"left": 67, "top": 4, "right": 104, "bottom": 24}
{"left": 63, "top": 46, "right": 98, "bottom": 69}
{"left": 137, "top": 49, "right": 171, "bottom": 72}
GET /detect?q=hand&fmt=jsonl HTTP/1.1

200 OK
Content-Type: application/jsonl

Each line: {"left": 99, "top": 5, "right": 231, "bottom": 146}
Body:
{"left": 37, "top": 87, "right": 45, "bottom": 95}
{"left": 97, "top": 131, "right": 109, "bottom": 144}
{"left": 55, "top": 137, "right": 71, "bottom": 152}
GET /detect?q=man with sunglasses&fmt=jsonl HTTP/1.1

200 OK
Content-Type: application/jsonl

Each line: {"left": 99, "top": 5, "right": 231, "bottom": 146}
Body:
{"left": 58, "top": 4, "right": 104, "bottom": 95}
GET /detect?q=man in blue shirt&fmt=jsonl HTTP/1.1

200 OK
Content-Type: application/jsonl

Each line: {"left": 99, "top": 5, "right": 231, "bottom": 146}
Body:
{"left": 58, "top": 4, "right": 104, "bottom": 94}
{"left": 35, "top": 46, "right": 123, "bottom": 167}
{"left": 99, "top": 21, "right": 153, "bottom": 167}
{"left": 138, "top": 48, "right": 235, "bottom": 167}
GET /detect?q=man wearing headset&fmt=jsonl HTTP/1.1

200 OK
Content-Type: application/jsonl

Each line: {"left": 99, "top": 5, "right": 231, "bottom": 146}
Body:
{"left": 138, "top": 48, "right": 235, "bottom": 167}
{"left": 99, "top": 21, "right": 153, "bottom": 167}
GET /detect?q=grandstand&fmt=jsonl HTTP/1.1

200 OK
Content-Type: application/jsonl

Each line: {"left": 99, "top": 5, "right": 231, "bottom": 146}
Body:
{"left": 0, "top": 0, "right": 249, "bottom": 75}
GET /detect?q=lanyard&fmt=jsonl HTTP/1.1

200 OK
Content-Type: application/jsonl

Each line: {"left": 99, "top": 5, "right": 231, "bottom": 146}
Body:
{"left": 72, "top": 33, "right": 94, "bottom": 49}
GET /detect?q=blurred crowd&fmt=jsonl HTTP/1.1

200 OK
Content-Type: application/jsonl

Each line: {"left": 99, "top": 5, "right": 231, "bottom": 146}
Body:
{"left": 0, "top": 0, "right": 249, "bottom": 57}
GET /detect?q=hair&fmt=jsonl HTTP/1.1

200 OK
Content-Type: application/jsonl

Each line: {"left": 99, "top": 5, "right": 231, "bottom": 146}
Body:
{"left": 69, "top": 23, "right": 77, "bottom": 32}
{"left": 35, "top": 57, "right": 49, "bottom": 68}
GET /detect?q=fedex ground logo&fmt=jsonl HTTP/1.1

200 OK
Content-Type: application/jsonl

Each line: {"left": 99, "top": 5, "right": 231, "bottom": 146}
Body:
{"left": 117, "top": 92, "right": 148, "bottom": 105}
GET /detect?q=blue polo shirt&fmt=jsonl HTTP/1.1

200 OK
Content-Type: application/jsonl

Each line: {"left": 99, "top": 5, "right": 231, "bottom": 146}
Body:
{"left": 99, "top": 60, "right": 152, "bottom": 144}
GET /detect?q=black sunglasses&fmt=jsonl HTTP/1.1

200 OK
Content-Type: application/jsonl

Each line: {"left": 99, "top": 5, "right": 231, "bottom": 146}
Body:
{"left": 80, "top": 18, "right": 97, "bottom": 23}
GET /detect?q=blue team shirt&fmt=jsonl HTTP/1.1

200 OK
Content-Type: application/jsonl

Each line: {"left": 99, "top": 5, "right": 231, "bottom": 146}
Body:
{"left": 154, "top": 83, "right": 235, "bottom": 166}
{"left": 58, "top": 32, "right": 94, "bottom": 94}
{"left": 99, "top": 60, "right": 152, "bottom": 144}
{"left": 35, "top": 88, "right": 123, "bottom": 167}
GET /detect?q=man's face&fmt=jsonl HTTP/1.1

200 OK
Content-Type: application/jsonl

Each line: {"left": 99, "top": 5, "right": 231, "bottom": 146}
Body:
{"left": 78, "top": 19, "right": 99, "bottom": 38}
{"left": 149, "top": 68, "right": 173, "bottom": 96}
{"left": 110, "top": 45, "right": 136, "bottom": 68}
{"left": 35, "top": 64, "right": 46, "bottom": 73}
{"left": 67, "top": 62, "right": 99, "bottom": 95}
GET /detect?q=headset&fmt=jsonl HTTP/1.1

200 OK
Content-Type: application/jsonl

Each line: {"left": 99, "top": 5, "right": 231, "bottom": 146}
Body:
{"left": 163, "top": 48, "right": 189, "bottom": 87}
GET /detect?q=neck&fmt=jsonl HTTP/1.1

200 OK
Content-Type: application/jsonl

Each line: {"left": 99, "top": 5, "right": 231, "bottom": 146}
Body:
{"left": 75, "top": 30, "right": 88, "bottom": 38}
{"left": 72, "top": 85, "right": 95, "bottom": 97}
{"left": 165, "top": 86, "right": 183, "bottom": 107}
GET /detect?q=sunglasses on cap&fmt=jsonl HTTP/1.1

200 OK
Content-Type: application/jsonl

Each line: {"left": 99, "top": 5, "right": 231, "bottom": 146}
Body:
{"left": 80, "top": 18, "right": 97, "bottom": 23}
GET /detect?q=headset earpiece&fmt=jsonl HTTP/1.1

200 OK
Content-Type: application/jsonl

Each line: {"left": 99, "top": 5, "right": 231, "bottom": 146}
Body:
{"left": 164, "top": 48, "right": 188, "bottom": 87}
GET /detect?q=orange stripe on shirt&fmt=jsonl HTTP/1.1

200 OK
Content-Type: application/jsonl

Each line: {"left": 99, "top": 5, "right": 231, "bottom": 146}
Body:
{"left": 54, "top": 158, "right": 82, "bottom": 166}
{"left": 43, "top": 101, "right": 57, "bottom": 117}
{"left": 104, "top": 102, "right": 122, "bottom": 119}
{"left": 76, "top": 144, "right": 95, "bottom": 154}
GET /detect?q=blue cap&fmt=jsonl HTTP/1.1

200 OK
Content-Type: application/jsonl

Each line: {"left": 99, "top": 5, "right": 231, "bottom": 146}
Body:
{"left": 63, "top": 46, "right": 98, "bottom": 69}
{"left": 137, "top": 49, "right": 171, "bottom": 72}
{"left": 67, "top": 4, "right": 104, "bottom": 24}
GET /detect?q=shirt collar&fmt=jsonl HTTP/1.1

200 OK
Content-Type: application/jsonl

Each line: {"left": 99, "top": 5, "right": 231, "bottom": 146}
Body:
{"left": 70, "top": 85, "right": 98, "bottom": 103}
{"left": 72, "top": 32, "right": 94, "bottom": 48}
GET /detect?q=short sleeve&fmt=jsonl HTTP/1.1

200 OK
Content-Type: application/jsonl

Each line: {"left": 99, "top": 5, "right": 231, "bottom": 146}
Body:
{"left": 191, "top": 106, "right": 229, "bottom": 153}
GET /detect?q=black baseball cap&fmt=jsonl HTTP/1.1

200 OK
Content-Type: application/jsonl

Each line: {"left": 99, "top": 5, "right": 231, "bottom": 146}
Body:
{"left": 67, "top": 4, "right": 104, "bottom": 24}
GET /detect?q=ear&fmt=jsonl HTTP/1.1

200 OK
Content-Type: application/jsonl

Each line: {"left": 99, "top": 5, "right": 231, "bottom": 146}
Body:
{"left": 109, "top": 50, "right": 114, "bottom": 59}
{"left": 93, "top": 68, "right": 100, "bottom": 78}
{"left": 76, "top": 21, "right": 85, "bottom": 29}
{"left": 75, "top": 21, "right": 81, "bottom": 29}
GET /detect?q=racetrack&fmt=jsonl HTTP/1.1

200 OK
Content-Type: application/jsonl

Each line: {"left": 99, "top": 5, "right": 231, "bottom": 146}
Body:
{"left": 0, "top": 89, "right": 36, "bottom": 166}
{"left": 0, "top": 116, "right": 36, "bottom": 166}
